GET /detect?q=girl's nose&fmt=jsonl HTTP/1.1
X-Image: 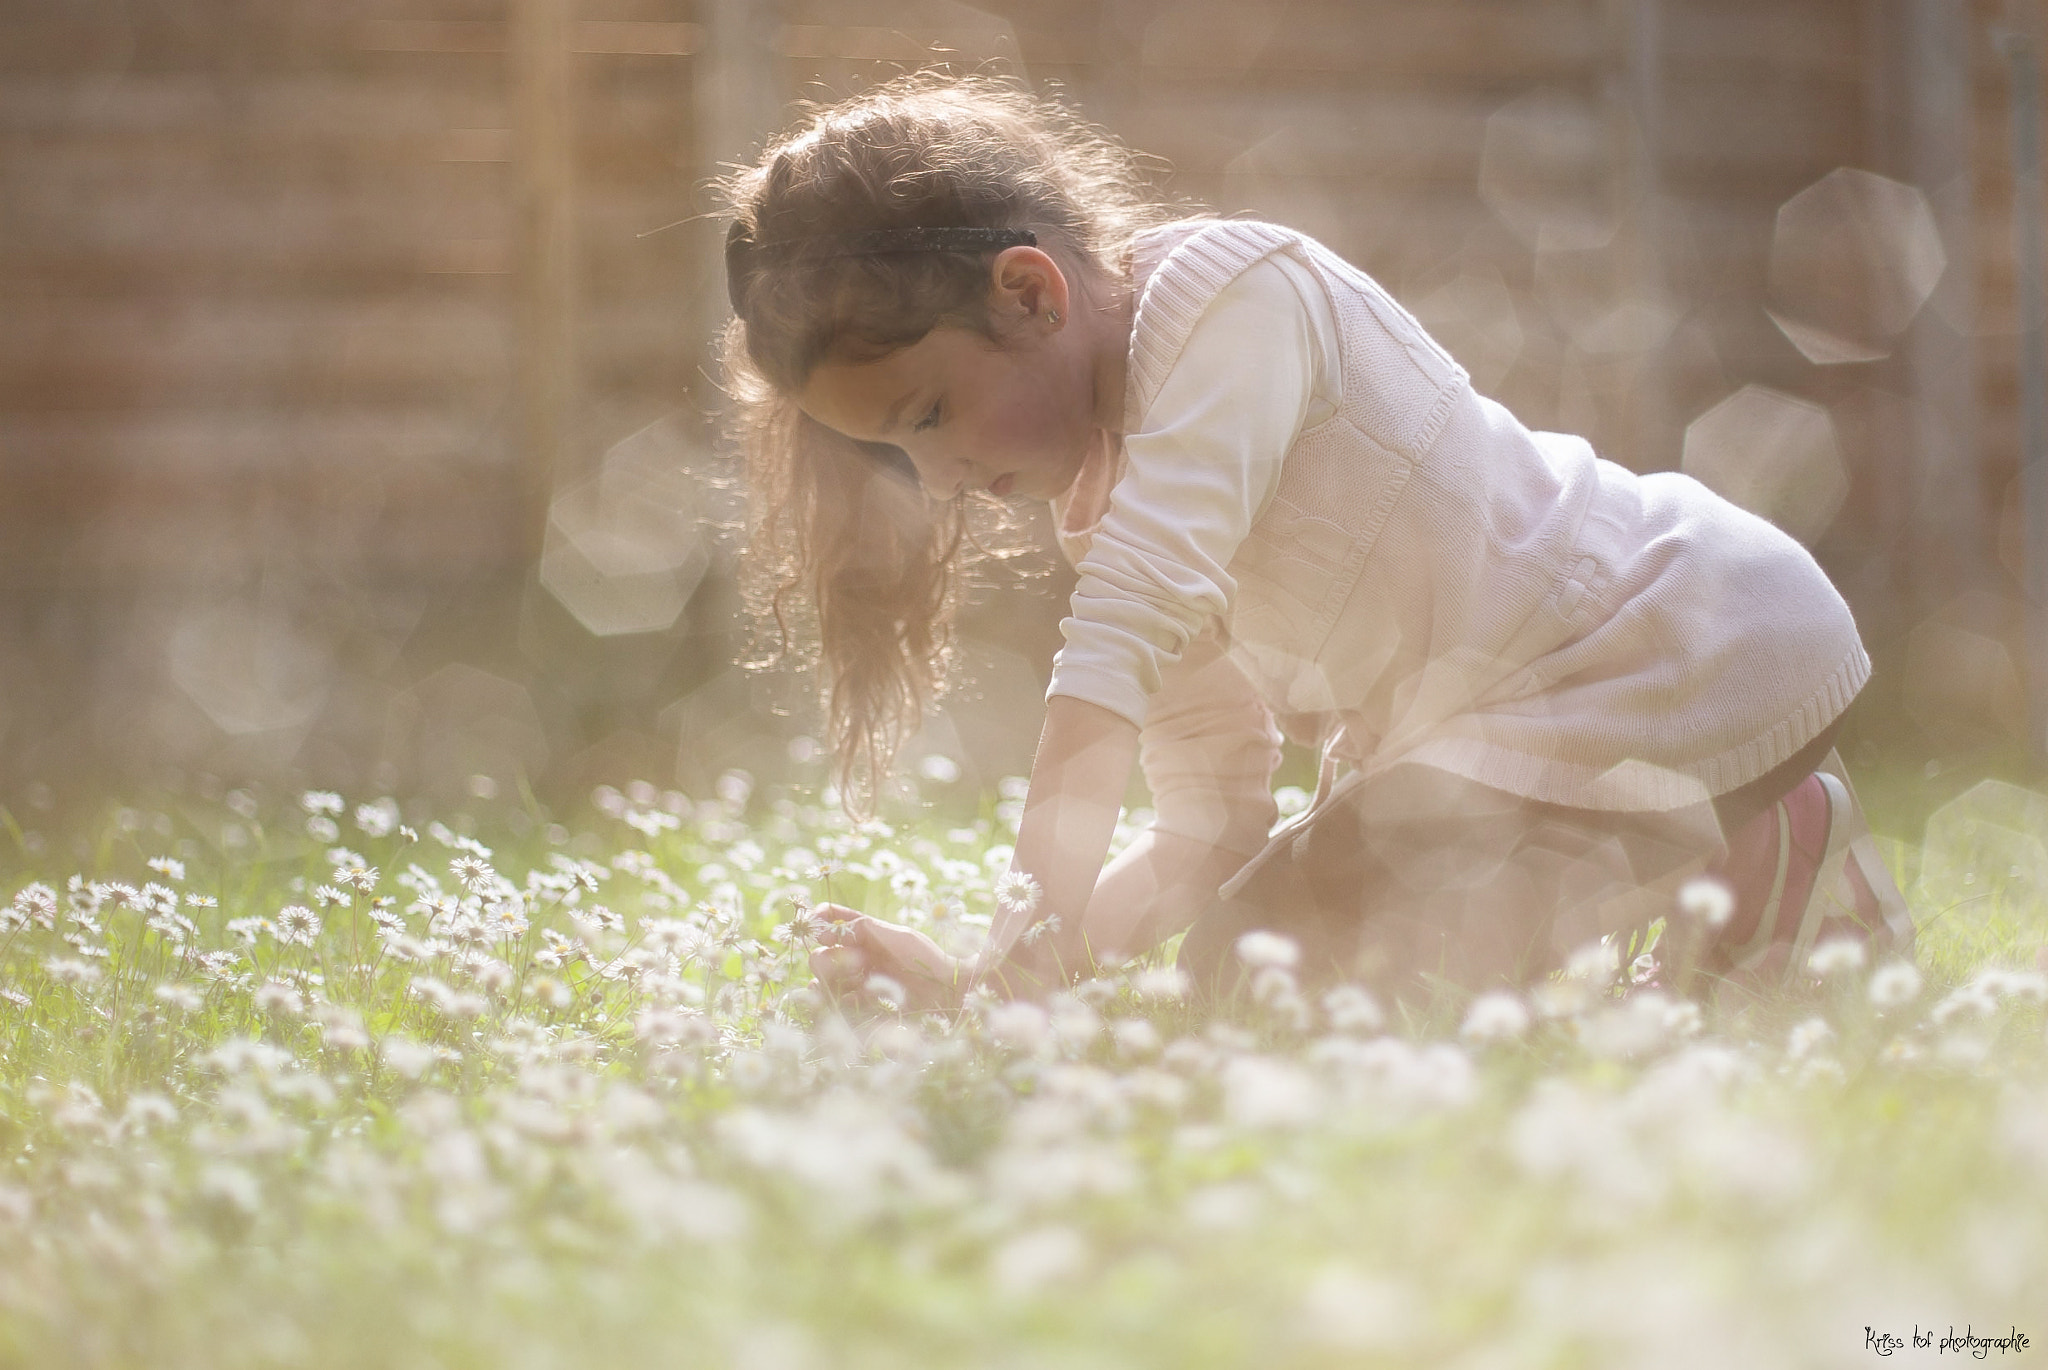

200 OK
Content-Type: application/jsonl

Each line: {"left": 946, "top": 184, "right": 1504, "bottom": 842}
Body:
{"left": 905, "top": 446, "right": 966, "bottom": 500}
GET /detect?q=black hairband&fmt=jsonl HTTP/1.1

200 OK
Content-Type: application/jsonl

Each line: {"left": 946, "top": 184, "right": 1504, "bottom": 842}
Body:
{"left": 724, "top": 221, "right": 1038, "bottom": 315}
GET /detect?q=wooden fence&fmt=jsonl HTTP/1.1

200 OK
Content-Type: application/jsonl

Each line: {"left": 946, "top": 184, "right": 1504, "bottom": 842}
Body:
{"left": 0, "top": 0, "right": 2041, "bottom": 809}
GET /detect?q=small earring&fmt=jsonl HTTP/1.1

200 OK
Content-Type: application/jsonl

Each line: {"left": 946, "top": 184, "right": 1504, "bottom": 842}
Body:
{"left": 1046, "top": 308, "right": 1060, "bottom": 324}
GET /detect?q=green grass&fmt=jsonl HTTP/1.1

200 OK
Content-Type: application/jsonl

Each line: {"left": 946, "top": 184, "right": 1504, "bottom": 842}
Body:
{"left": 0, "top": 776, "right": 2042, "bottom": 1369}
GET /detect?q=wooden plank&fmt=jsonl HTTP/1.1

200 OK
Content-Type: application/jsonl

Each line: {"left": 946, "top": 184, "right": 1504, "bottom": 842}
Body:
{"left": 0, "top": 245, "right": 516, "bottom": 296}
{"left": 1659, "top": 2, "right": 1865, "bottom": 82}
{"left": 0, "top": 302, "right": 511, "bottom": 409}
{"left": 1090, "top": 89, "right": 1535, "bottom": 181}
{"left": 352, "top": 19, "right": 701, "bottom": 54}
{"left": 0, "top": 411, "right": 514, "bottom": 475}
{"left": 0, "top": 75, "right": 504, "bottom": 137}
{"left": 0, "top": 166, "right": 515, "bottom": 263}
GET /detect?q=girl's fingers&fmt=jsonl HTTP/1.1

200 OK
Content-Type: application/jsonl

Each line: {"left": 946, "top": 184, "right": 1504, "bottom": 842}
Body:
{"left": 815, "top": 902, "right": 861, "bottom": 923}
{"left": 809, "top": 944, "right": 866, "bottom": 986}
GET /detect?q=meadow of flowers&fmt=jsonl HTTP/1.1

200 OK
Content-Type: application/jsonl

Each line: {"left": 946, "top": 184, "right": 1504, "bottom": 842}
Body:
{"left": 0, "top": 769, "right": 2043, "bottom": 1369}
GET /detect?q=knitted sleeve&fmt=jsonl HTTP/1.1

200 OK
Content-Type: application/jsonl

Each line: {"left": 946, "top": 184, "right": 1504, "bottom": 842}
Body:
{"left": 1045, "top": 257, "right": 1324, "bottom": 727}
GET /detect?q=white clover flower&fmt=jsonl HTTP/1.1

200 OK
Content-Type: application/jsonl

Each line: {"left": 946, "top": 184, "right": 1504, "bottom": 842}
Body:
{"left": 1019, "top": 913, "right": 1063, "bottom": 948}
{"left": 1971, "top": 967, "right": 2048, "bottom": 1004}
{"left": 1222, "top": 1055, "right": 1320, "bottom": 1129}
{"left": 994, "top": 870, "right": 1043, "bottom": 918}
{"left": 1131, "top": 966, "right": 1189, "bottom": 1002}
{"left": 147, "top": 911, "right": 196, "bottom": 945}
{"left": 527, "top": 976, "right": 574, "bottom": 1010}
{"left": 198, "top": 1164, "right": 262, "bottom": 1216}
{"left": 251, "top": 981, "right": 304, "bottom": 1017}
{"left": 449, "top": 856, "right": 496, "bottom": 893}
{"left": 354, "top": 799, "right": 400, "bottom": 838}
{"left": 989, "top": 1225, "right": 1089, "bottom": 1295}
{"left": 1579, "top": 992, "right": 1692, "bottom": 1061}
{"left": 634, "top": 1005, "right": 708, "bottom": 1046}
{"left": 1234, "top": 930, "right": 1300, "bottom": 971}
{"left": 1868, "top": 960, "right": 1923, "bottom": 1011}
{"left": 1461, "top": 991, "right": 1532, "bottom": 1044}
{"left": 482, "top": 902, "right": 529, "bottom": 941}
{"left": 1320, "top": 983, "right": 1384, "bottom": 1034}
{"left": 1932, "top": 986, "right": 1999, "bottom": 1026}
{"left": 205, "top": 1037, "right": 293, "bottom": 1075}
{"left": 1109, "top": 1017, "right": 1162, "bottom": 1058}
{"left": 1564, "top": 938, "right": 1622, "bottom": 984}
{"left": 985, "top": 1000, "right": 1052, "bottom": 1052}
{"left": 273, "top": 905, "right": 321, "bottom": 948}
{"left": 1807, "top": 938, "right": 1867, "bottom": 978}
{"left": 429, "top": 824, "right": 490, "bottom": 858}
{"left": 863, "top": 974, "right": 906, "bottom": 1011}
{"left": 1300, "top": 1266, "right": 1420, "bottom": 1352}
{"left": 122, "top": 1093, "right": 179, "bottom": 1131}
{"left": 379, "top": 1037, "right": 439, "bottom": 1079}
{"left": 43, "top": 957, "right": 101, "bottom": 988}
{"left": 11, "top": 883, "right": 56, "bottom": 929}
{"left": 1786, "top": 1016, "right": 1834, "bottom": 1060}
{"left": 1678, "top": 876, "right": 1735, "bottom": 928}
{"left": 640, "top": 918, "right": 698, "bottom": 957}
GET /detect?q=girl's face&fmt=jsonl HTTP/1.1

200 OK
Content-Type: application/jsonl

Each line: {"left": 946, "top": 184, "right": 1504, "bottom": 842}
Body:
{"left": 795, "top": 248, "right": 1125, "bottom": 503}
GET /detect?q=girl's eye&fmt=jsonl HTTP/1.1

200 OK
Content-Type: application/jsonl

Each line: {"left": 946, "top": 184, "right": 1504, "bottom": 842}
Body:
{"left": 912, "top": 402, "right": 942, "bottom": 433}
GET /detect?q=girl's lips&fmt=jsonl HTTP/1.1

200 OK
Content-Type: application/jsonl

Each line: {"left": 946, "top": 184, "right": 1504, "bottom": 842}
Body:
{"left": 989, "top": 473, "right": 1016, "bottom": 496}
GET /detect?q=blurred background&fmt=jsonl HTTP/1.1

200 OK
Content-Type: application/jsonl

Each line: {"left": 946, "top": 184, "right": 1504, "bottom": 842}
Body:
{"left": 2, "top": 0, "right": 2045, "bottom": 823}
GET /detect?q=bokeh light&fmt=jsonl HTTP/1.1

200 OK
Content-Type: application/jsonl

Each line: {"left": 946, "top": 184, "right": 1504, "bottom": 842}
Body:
{"left": 167, "top": 604, "right": 332, "bottom": 738}
{"left": 540, "top": 416, "right": 710, "bottom": 637}
{"left": 1478, "top": 90, "right": 1616, "bottom": 253}
{"left": 1408, "top": 272, "right": 1524, "bottom": 394}
{"left": 1680, "top": 386, "right": 1847, "bottom": 544}
{"left": 1767, "top": 167, "right": 1946, "bottom": 365}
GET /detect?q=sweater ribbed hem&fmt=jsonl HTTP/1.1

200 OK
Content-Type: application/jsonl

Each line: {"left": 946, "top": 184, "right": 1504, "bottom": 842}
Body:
{"left": 1385, "top": 642, "right": 1872, "bottom": 812}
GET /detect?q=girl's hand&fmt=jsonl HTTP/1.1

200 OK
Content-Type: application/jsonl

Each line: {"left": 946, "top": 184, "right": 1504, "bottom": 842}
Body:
{"left": 807, "top": 904, "right": 965, "bottom": 1012}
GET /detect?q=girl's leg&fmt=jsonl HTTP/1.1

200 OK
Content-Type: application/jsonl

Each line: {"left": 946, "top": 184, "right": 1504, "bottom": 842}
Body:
{"left": 1178, "top": 763, "right": 1720, "bottom": 1008}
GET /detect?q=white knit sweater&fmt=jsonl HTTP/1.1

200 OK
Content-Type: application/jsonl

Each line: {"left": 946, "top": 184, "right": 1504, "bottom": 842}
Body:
{"left": 1045, "top": 219, "right": 1869, "bottom": 852}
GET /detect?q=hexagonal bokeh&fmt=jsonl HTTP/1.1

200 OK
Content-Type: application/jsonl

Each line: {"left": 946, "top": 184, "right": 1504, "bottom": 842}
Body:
{"left": 1532, "top": 244, "right": 1678, "bottom": 356}
{"left": 167, "top": 603, "right": 332, "bottom": 735}
{"left": 541, "top": 417, "right": 710, "bottom": 637}
{"left": 383, "top": 664, "right": 550, "bottom": 797}
{"left": 1478, "top": 90, "right": 1617, "bottom": 252}
{"left": 1407, "top": 272, "right": 1524, "bottom": 393}
{"left": 1680, "top": 386, "right": 1847, "bottom": 544}
{"left": 1901, "top": 615, "right": 2028, "bottom": 745}
{"left": 1917, "top": 779, "right": 2048, "bottom": 953}
{"left": 1767, "top": 167, "right": 1946, "bottom": 364}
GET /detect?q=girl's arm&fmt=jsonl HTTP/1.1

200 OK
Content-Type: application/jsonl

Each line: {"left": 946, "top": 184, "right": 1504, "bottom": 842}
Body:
{"left": 977, "top": 694, "right": 1140, "bottom": 993}
{"left": 1000, "top": 635, "right": 1281, "bottom": 980}
{"left": 1072, "top": 826, "right": 1256, "bottom": 966}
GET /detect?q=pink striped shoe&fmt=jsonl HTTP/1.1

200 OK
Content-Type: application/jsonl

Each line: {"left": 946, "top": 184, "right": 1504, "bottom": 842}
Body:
{"left": 1706, "top": 757, "right": 1914, "bottom": 984}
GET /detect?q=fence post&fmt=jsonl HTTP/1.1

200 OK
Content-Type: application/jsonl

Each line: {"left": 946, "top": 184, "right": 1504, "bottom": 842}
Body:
{"left": 2002, "top": 19, "right": 2048, "bottom": 756}
{"left": 512, "top": 0, "right": 577, "bottom": 563}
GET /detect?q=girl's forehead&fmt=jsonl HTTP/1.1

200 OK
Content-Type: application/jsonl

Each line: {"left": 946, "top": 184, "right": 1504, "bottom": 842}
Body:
{"left": 797, "top": 327, "right": 980, "bottom": 440}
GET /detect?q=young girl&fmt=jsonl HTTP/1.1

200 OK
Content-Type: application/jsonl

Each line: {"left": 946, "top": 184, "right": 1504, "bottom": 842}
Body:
{"left": 719, "top": 73, "right": 1913, "bottom": 1009}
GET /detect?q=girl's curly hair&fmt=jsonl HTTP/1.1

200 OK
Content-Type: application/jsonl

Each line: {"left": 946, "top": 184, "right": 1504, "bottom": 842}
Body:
{"left": 717, "top": 72, "right": 1182, "bottom": 812}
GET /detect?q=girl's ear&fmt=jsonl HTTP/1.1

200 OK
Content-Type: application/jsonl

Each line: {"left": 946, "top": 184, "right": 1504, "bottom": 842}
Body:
{"left": 988, "top": 246, "right": 1070, "bottom": 329}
